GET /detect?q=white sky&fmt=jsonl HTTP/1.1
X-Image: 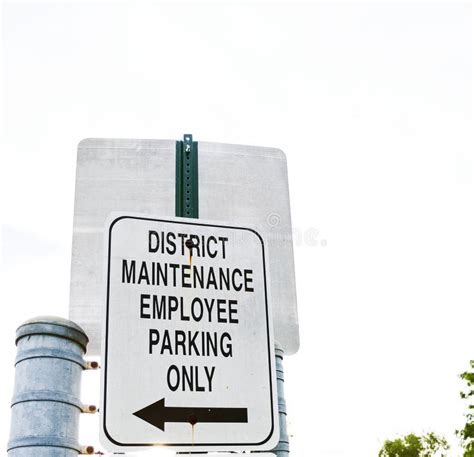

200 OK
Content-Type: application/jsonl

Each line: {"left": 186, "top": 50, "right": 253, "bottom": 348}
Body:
{"left": 0, "top": 1, "right": 473, "bottom": 456}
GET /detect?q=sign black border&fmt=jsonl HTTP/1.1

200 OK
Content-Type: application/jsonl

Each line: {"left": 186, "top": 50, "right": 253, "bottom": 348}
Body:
{"left": 103, "top": 215, "right": 276, "bottom": 449}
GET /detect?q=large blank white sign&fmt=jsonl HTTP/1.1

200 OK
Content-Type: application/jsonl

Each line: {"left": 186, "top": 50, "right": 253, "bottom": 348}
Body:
{"left": 70, "top": 138, "right": 299, "bottom": 355}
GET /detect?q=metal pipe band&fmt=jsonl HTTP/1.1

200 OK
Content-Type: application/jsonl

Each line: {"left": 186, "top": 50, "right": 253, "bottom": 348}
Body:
{"left": 16, "top": 316, "right": 88, "bottom": 352}
{"left": 15, "top": 347, "right": 87, "bottom": 369}
{"left": 7, "top": 436, "right": 83, "bottom": 453}
{"left": 11, "top": 390, "right": 84, "bottom": 411}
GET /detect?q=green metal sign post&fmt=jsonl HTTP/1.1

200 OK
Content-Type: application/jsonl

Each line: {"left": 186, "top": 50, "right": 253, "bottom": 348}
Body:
{"left": 174, "top": 134, "right": 289, "bottom": 457}
{"left": 176, "top": 134, "right": 199, "bottom": 219}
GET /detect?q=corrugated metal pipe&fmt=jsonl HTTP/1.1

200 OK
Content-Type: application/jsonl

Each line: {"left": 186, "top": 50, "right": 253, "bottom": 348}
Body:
{"left": 272, "top": 343, "right": 289, "bottom": 457}
{"left": 7, "top": 316, "right": 95, "bottom": 456}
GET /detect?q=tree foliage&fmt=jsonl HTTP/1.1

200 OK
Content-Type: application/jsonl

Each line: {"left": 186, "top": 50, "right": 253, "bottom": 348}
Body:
{"left": 458, "top": 360, "right": 474, "bottom": 456}
{"left": 379, "top": 432, "right": 449, "bottom": 457}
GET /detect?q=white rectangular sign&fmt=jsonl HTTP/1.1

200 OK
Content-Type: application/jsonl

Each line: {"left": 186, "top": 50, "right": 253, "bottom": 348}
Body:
{"left": 100, "top": 214, "right": 279, "bottom": 451}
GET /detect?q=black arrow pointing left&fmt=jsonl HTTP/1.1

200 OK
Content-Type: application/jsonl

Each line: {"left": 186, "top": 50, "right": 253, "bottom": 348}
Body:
{"left": 133, "top": 398, "right": 248, "bottom": 431}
